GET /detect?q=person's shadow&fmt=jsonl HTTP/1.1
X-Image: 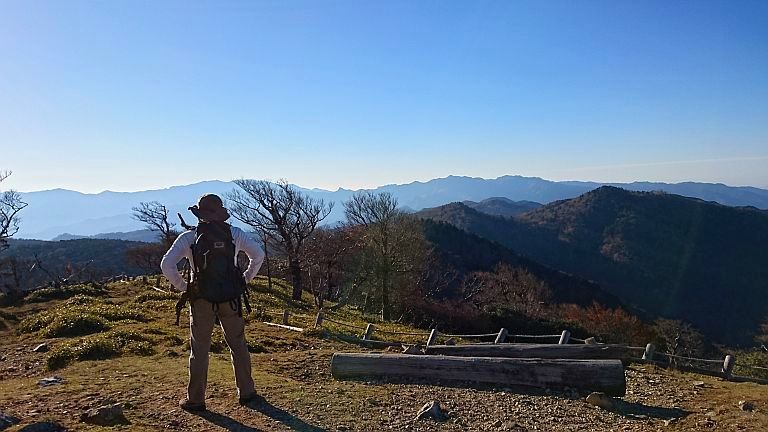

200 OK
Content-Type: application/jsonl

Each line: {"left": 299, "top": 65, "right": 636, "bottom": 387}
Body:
{"left": 196, "top": 411, "right": 264, "bottom": 432}
{"left": 243, "top": 398, "right": 327, "bottom": 432}
{"left": 195, "top": 398, "right": 326, "bottom": 432}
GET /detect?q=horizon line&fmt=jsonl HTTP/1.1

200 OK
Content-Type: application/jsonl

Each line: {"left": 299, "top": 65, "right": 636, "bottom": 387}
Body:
{"left": 14, "top": 173, "right": 768, "bottom": 195}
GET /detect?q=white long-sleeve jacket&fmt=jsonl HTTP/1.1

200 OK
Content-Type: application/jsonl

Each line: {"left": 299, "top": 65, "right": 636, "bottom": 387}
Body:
{"left": 160, "top": 226, "right": 265, "bottom": 292}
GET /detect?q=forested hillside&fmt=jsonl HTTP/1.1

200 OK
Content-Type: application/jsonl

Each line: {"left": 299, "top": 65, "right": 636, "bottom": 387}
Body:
{"left": 421, "top": 219, "right": 621, "bottom": 308}
{"left": 419, "top": 187, "right": 768, "bottom": 345}
{"left": 0, "top": 239, "right": 145, "bottom": 291}
{"left": 462, "top": 197, "right": 542, "bottom": 218}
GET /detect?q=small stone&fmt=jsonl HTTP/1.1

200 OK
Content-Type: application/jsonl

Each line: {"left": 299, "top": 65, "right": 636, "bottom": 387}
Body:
{"left": 80, "top": 403, "right": 129, "bottom": 426}
{"left": 415, "top": 400, "right": 449, "bottom": 422}
{"left": 37, "top": 376, "right": 64, "bottom": 387}
{"left": 738, "top": 400, "right": 754, "bottom": 412}
{"left": 32, "top": 343, "right": 49, "bottom": 353}
{"left": 15, "top": 422, "right": 65, "bottom": 432}
{"left": 0, "top": 411, "right": 21, "bottom": 429}
{"left": 585, "top": 392, "right": 615, "bottom": 411}
{"left": 692, "top": 381, "right": 705, "bottom": 388}
{"left": 402, "top": 344, "right": 424, "bottom": 355}
{"left": 491, "top": 419, "right": 502, "bottom": 427}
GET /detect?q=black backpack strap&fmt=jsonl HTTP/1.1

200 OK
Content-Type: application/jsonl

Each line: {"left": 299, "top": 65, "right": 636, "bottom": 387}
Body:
{"left": 175, "top": 291, "right": 190, "bottom": 326}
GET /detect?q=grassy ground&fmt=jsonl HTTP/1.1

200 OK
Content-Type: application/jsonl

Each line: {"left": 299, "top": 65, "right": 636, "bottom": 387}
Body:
{"left": 0, "top": 277, "right": 766, "bottom": 431}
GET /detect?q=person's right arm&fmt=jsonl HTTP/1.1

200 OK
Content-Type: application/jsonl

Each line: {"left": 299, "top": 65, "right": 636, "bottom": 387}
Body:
{"left": 160, "top": 231, "right": 194, "bottom": 292}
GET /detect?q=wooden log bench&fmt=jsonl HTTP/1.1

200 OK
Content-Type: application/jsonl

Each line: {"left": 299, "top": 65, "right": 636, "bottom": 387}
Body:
{"left": 330, "top": 353, "right": 626, "bottom": 396}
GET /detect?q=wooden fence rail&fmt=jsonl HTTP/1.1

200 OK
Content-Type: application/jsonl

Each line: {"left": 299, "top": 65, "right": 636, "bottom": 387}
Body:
{"left": 264, "top": 309, "right": 766, "bottom": 385}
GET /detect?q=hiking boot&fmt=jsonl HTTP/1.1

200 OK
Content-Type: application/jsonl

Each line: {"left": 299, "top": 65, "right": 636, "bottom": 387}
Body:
{"left": 238, "top": 392, "right": 265, "bottom": 406}
{"left": 179, "top": 398, "right": 206, "bottom": 412}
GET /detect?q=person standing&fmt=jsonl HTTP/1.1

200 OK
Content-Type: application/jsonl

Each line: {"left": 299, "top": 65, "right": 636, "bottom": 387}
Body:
{"left": 161, "top": 194, "right": 265, "bottom": 411}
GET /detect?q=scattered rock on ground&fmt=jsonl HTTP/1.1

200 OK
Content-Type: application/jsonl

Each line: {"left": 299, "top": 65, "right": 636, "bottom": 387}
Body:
{"left": 37, "top": 376, "right": 64, "bottom": 387}
{"left": 80, "top": 403, "right": 129, "bottom": 426}
{"left": 415, "top": 400, "right": 449, "bottom": 422}
{"left": 0, "top": 411, "right": 21, "bottom": 430}
{"left": 17, "top": 422, "right": 65, "bottom": 432}
{"left": 32, "top": 343, "right": 49, "bottom": 353}
{"left": 402, "top": 344, "right": 424, "bottom": 355}
{"left": 692, "top": 381, "right": 705, "bottom": 388}
{"left": 586, "top": 392, "right": 615, "bottom": 411}
{"left": 738, "top": 400, "right": 754, "bottom": 412}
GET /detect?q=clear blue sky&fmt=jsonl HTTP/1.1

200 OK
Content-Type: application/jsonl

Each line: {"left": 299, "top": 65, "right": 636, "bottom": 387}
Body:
{"left": 1, "top": 0, "right": 767, "bottom": 193}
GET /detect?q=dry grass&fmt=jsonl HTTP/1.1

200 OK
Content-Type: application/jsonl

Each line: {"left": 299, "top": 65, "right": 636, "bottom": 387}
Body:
{"left": 0, "top": 276, "right": 765, "bottom": 431}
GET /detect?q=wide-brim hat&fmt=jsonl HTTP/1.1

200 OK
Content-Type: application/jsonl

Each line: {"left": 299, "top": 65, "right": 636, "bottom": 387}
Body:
{"left": 189, "top": 193, "right": 230, "bottom": 222}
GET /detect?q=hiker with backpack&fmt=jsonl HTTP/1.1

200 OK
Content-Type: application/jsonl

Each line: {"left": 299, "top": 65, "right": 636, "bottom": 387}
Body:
{"left": 160, "top": 194, "right": 265, "bottom": 412}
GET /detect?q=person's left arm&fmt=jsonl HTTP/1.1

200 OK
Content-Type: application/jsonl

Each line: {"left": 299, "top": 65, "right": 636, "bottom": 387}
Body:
{"left": 233, "top": 227, "right": 265, "bottom": 282}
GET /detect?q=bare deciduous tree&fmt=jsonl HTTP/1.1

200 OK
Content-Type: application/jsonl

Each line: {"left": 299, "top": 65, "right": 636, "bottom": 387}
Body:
{"left": 131, "top": 201, "right": 178, "bottom": 246}
{"left": 125, "top": 243, "right": 167, "bottom": 274}
{"left": 226, "top": 179, "right": 333, "bottom": 301}
{"left": 303, "top": 227, "right": 361, "bottom": 308}
{"left": 461, "top": 264, "right": 552, "bottom": 318}
{"left": 0, "top": 256, "right": 33, "bottom": 295}
{"left": 653, "top": 318, "right": 706, "bottom": 367}
{"left": 344, "top": 191, "right": 430, "bottom": 320}
{"left": 0, "top": 171, "right": 28, "bottom": 252}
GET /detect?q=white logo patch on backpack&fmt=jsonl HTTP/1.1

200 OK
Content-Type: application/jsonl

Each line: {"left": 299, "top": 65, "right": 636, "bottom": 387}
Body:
{"left": 214, "top": 241, "right": 225, "bottom": 249}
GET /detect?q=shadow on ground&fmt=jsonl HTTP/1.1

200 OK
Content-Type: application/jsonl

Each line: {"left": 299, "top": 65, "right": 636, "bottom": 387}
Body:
{"left": 196, "top": 410, "right": 265, "bottom": 431}
{"left": 614, "top": 400, "right": 689, "bottom": 420}
{"left": 244, "top": 399, "right": 326, "bottom": 432}
{"left": 196, "top": 399, "right": 326, "bottom": 432}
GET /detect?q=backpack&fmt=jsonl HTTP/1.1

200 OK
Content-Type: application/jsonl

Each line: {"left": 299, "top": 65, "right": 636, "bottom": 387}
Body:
{"left": 190, "top": 221, "right": 246, "bottom": 304}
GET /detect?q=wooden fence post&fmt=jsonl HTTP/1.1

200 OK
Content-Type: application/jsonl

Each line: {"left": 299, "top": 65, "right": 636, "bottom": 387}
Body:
{"left": 282, "top": 310, "right": 290, "bottom": 325}
{"left": 559, "top": 330, "right": 571, "bottom": 345}
{"left": 722, "top": 354, "right": 735, "bottom": 379}
{"left": 314, "top": 312, "right": 324, "bottom": 328}
{"left": 363, "top": 324, "right": 375, "bottom": 341}
{"left": 494, "top": 328, "right": 508, "bottom": 344}
{"left": 642, "top": 343, "right": 655, "bottom": 362}
{"left": 142, "top": 276, "right": 148, "bottom": 284}
{"left": 426, "top": 329, "right": 439, "bottom": 347}
{"left": 155, "top": 276, "right": 161, "bottom": 288}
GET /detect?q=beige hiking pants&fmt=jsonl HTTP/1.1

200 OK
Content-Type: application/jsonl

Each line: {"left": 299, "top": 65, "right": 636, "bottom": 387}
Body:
{"left": 187, "top": 298, "right": 255, "bottom": 404}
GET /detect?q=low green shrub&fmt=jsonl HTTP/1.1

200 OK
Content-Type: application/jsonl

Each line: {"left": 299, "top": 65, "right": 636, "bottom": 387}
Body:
{"left": 63, "top": 295, "right": 101, "bottom": 306}
{"left": 26, "top": 284, "right": 107, "bottom": 303}
{"left": 162, "top": 334, "right": 185, "bottom": 346}
{"left": 16, "top": 311, "right": 58, "bottom": 334}
{"left": 17, "top": 304, "right": 148, "bottom": 337}
{"left": 42, "top": 313, "right": 110, "bottom": 338}
{"left": 139, "top": 300, "right": 176, "bottom": 313}
{"left": 247, "top": 340, "right": 267, "bottom": 353}
{"left": 134, "top": 290, "right": 179, "bottom": 303}
{"left": 47, "top": 329, "right": 156, "bottom": 370}
{"left": 86, "top": 304, "right": 148, "bottom": 322}
{"left": 210, "top": 332, "right": 227, "bottom": 353}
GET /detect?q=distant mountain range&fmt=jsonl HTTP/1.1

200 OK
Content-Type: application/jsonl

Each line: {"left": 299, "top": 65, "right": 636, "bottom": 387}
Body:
{"left": 418, "top": 187, "right": 768, "bottom": 345}
{"left": 14, "top": 175, "right": 768, "bottom": 240}
{"left": 51, "top": 230, "right": 158, "bottom": 243}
